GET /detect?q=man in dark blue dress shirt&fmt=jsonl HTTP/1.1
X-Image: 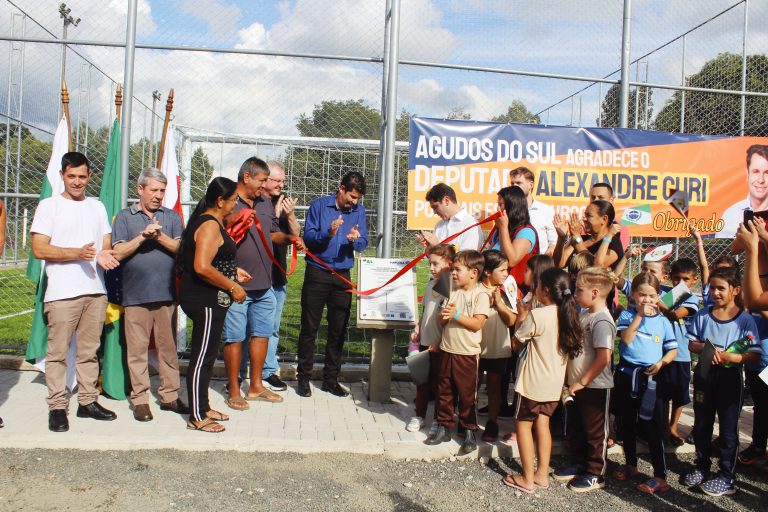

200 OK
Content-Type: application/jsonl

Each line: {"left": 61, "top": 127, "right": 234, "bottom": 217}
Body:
{"left": 297, "top": 171, "right": 368, "bottom": 397}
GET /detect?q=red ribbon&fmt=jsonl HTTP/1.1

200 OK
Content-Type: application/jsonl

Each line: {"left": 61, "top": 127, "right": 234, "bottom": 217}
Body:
{"left": 348, "top": 210, "right": 502, "bottom": 296}
{"left": 226, "top": 208, "right": 298, "bottom": 276}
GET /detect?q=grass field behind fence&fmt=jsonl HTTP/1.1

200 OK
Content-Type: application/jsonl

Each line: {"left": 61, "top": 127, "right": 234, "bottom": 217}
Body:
{"left": 0, "top": 258, "right": 433, "bottom": 362}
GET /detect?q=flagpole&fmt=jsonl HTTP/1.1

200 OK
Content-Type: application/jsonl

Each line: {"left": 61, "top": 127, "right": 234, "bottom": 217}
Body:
{"left": 61, "top": 80, "right": 73, "bottom": 151}
{"left": 120, "top": 0, "right": 138, "bottom": 209}
{"left": 156, "top": 88, "right": 174, "bottom": 168}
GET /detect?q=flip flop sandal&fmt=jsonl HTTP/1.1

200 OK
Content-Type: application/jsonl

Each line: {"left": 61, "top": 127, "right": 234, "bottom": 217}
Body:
{"left": 225, "top": 396, "right": 250, "bottom": 411}
{"left": 246, "top": 389, "right": 285, "bottom": 403}
{"left": 636, "top": 478, "right": 670, "bottom": 495}
{"left": 534, "top": 480, "right": 550, "bottom": 489}
{"left": 612, "top": 466, "right": 640, "bottom": 481}
{"left": 187, "top": 418, "right": 225, "bottom": 433}
{"left": 206, "top": 409, "right": 230, "bottom": 421}
{"left": 502, "top": 474, "right": 534, "bottom": 494}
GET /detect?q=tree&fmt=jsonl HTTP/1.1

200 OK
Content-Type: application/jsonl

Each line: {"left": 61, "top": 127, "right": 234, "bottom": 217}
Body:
{"left": 190, "top": 147, "right": 215, "bottom": 202}
{"left": 491, "top": 100, "right": 541, "bottom": 124}
{"left": 654, "top": 53, "right": 768, "bottom": 136}
{"left": 597, "top": 83, "right": 653, "bottom": 129}
{"left": 446, "top": 107, "right": 471, "bottom": 120}
{"left": 297, "top": 99, "right": 381, "bottom": 140}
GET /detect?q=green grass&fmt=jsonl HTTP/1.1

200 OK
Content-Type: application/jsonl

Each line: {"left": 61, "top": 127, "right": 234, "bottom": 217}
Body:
{"left": 0, "top": 267, "right": 36, "bottom": 353}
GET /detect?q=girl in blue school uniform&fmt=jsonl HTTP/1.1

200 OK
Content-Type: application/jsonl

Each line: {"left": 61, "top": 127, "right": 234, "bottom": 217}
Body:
{"left": 684, "top": 266, "right": 761, "bottom": 497}
{"left": 613, "top": 273, "right": 677, "bottom": 495}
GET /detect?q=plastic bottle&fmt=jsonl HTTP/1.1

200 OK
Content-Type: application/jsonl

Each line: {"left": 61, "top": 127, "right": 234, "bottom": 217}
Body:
{"left": 638, "top": 375, "right": 657, "bottom": 421}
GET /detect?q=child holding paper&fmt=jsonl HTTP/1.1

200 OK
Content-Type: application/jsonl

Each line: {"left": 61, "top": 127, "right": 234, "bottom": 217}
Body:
{"left": 407, "top": 244, "right": 455, "bottom": 434}
{"left": 656, "top": 258, "right": 701, "bottom": 447}
{"left": 426, "top": 250, "right": 490, "bottom": 455}
{"left": 684, "top": 266, "right": 760, "bottom": 496}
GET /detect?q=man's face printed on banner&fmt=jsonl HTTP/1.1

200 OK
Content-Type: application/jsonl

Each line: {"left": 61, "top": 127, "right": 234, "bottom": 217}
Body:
{"left": 747, "top": 153, "right": 768, "bottom": 206}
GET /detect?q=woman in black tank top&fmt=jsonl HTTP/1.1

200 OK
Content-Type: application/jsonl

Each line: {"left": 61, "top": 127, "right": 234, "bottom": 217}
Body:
{"left": 178, "top": 177, "right": 246, "bottom": 433}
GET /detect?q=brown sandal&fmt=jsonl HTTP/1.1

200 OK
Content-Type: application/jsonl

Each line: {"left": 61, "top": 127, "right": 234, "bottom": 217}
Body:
{"left": 246, "top": 389, "right": 284, "bottom": 403}
{"left": 206, "top": 409, "right": 230, "bottom": 421}
{"left": 186, "top": 418, "right": 225, "bottom": 433}
{"left": 225, "top": 396, "right": 250, "bottom": 411}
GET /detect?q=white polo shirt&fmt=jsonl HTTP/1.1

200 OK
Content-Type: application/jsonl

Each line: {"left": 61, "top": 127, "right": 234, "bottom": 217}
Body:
{"left": 434, "top": 208, "right": 483, "bottom": 251}
{"left": 529, "top": 199, "right": 557, "bottom": 254}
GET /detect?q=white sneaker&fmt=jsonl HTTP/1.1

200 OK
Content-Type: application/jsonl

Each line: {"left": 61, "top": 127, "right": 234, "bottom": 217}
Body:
{"left": 406, "top": 416, "right": 425, "bottom": 432}
{"left": 427, "top": 421, "right": 439, "bottom": 439}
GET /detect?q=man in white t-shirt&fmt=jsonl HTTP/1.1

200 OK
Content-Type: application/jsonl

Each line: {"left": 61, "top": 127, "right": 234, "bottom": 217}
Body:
{"left": 30, "top": 152, "right": 120, "bottom": 432}
{"left": 416, "top": 183, "right": 482, "bottom": 251}
{"left": 718, "top": 145, "right": 768, "bottom": 238}
{"left": 509, "top": 167, "right": 557, "bottom": 255}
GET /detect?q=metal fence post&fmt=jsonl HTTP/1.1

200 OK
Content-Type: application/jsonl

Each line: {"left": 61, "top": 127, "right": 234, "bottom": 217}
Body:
{"left": 619, "top": 0, "right": 633, "bottom": 128}
{"left": 119, "top": 0, "right": 138, "bottom": 208}
{"left": 377, "top": 0, "right": 401, "bottom": 259}
{"left": 740, "top": 0, "right": 749, "bottom": 136}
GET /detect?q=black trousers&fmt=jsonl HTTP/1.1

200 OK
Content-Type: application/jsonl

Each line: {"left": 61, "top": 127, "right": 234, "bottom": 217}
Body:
{"left": 693, "top": 366, "right": 743, "bottom": 483}
{"left": 615, "top": 369, "right": 667, "bottom": 479}
{"left": 746, "top": 369, "right": 768, "bottom": 452}
{"left": 297, "top": 264, "right": 352, "bottom": 383}
{"left": 181, "top": 301, "right": 228, "bottom": 422}
{"left": 566, "top": 388, "right": 611, "bottom": 477}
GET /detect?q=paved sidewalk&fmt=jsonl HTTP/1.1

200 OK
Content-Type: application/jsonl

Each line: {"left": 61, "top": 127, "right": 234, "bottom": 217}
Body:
{"left": 0, "top": 368, "right": 757, "bottom": 460}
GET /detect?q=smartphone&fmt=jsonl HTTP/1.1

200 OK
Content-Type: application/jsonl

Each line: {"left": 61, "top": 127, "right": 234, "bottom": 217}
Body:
{"left": 744, "top": 210, "right": 755, "bottom": 225}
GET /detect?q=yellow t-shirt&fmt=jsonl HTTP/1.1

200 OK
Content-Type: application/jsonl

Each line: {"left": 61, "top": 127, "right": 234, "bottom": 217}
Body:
{"left": 479, "top": 282, "right": 512, "bottom": 359}
{"left": 514, "top": 304, "right": 568, "bottom": 402}
{"left": 440, "top": 286, "right": 491, "bottom": 355}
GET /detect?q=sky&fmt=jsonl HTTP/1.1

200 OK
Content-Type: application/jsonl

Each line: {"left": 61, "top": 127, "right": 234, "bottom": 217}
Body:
{"left": 0, "top": 0, "right": 765, "bottom": 174}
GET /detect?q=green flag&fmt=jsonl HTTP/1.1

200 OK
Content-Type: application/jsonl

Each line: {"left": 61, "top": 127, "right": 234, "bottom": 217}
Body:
{"left": 99, "top": 118, "right": 129, "bottom": 400}
{"left": 25, "top": 117, "right": 69, "bottom": 363}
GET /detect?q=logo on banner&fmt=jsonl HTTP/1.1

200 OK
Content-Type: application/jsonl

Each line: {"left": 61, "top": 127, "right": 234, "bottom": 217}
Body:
{"left": 620, "top": 205, "right": 652, "bottom": 226}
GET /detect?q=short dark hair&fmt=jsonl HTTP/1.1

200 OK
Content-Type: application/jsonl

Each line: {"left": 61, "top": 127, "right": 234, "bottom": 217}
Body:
{"left": 747, "top": 144, "right": 768, "bottom": 168}
{"left": 712, "top": 254, "right": 738, "bottom": 269}
{"left": 591, "top": 182, "right": 613, "bottom": 197}
{"left": 425, "top": 183, "right": 456, "bottom": 203}
{"left": 510, "top": 166, "right": 535, "bottom": 183}
{"left": 61, "top": 152, "right": 91, "bottom": 173}
{"left": 238, "top": 157, "right": 269, "bottom": 182}
{"left": 340, "top": 171, "right": 367, "bottom": 195}
{"left": 482, "top": 249, "right": 508, "bottom": 275}
{"left": 670, "top": 257, "right": 698, "bottom": 276}
{"left": 454, "top": 249, "right": 484, "bottom": 275}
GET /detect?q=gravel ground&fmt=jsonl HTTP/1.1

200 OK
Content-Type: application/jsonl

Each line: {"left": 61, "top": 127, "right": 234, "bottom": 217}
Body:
{"left": 0, "top": 448, "right": 765, "bottom": 511}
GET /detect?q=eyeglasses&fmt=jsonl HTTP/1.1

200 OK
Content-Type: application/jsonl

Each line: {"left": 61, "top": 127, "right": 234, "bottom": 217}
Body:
{"left": 268, "top": 177, "right": 285, "bottom": 184}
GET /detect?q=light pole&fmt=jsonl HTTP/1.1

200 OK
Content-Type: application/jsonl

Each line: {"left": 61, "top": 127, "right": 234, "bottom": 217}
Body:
{"left": 57, "top": 3, "right": 80, "bottom": 121}
{"left": 148, "top": 90, "right": 161, "bottom": 166}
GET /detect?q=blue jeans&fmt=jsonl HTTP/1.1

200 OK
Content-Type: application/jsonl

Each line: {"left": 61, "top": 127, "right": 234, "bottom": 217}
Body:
{"left": 262, "top": 284, "right": 287, "bottom": 379}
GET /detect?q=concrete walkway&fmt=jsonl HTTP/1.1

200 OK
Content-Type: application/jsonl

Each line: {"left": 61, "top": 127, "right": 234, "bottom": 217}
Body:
{"left": 0, "top": 366, "right": 757, "bottom": 460}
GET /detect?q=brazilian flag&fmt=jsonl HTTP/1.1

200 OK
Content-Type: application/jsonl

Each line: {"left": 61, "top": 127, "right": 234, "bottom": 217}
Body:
{"left": 99, "top": 117, "right": 129, "bottom": 400}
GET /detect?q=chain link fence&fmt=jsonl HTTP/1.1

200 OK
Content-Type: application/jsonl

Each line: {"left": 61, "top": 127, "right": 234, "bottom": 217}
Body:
{"left": 1, "top": 0, "right": 766, "bottom": 362}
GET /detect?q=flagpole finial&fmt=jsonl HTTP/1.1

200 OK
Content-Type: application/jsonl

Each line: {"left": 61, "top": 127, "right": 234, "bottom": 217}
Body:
{"left": 115, "top": 83, "right": 123, "bottom": 122}
{"left": 165, "top": 88, "right": 174, "bottom": 113}
{"left": 61, "top": 80, "right": 73, "bottom": 151}
{"left": 156, "top": 88, "right": 175, "bottom": 168}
